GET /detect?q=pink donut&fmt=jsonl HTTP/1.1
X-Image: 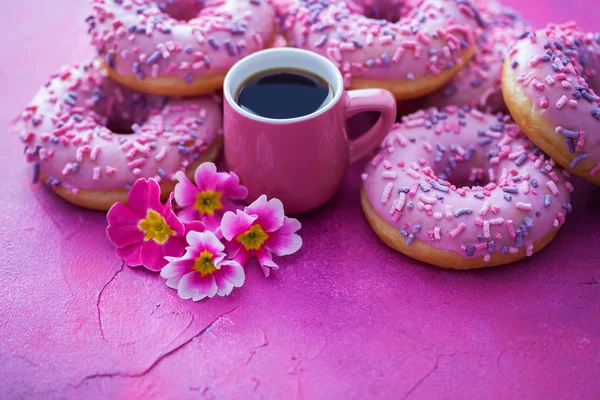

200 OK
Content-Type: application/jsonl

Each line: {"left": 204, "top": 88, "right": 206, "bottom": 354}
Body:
{"left": 18, "top": 61, "right": 223, "bottom": 211}
{"left": 277, "top": 0, "right": 484, "bottom": 100}
{"left": 87, "top": 0, "right": 277, "bottom": 96}
{"left": 361, "top": 106, "right": 573, "bottom": 269}
{"left": 502, "top": 23, "right": 600, "bottom": 186}
{"left": 423, "top": 2, "right": 525, "bottom": 112}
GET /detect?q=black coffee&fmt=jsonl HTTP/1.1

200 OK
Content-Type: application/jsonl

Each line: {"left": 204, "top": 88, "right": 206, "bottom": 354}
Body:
{"left": 236, "top": 68, "right": 333, "bottom": 119}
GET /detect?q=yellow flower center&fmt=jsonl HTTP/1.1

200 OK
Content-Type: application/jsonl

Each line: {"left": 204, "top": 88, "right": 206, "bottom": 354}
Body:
{"left": 236, "top": 224, "right": 269, "bottom": 251}
{"left": 193, "top": 250, "right": 218, "bottom": 277}
{"left": 138, "top": 209, "right": 175, "bottom": 244}
{"left": 194, "top": 190, "right": 223, "bottom": 216}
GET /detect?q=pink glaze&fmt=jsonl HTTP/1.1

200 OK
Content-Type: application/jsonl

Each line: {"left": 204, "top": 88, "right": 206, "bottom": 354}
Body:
{"left": 18, "top": 61, "right": 222, "bottom": 192}
{"left": 363, "top": 106, "right": 572, "bottom": 261}
{"left": 424, "top": 1, "right": 525, "bottom": 112}
{"left": 87, "top": 0, "right": 276, "bottom": 84}
{"left": 277, "top": 0, "right": 483, "bottom": 87}
{"left": 506, "top": 23, "right": 600, "bottom": 176}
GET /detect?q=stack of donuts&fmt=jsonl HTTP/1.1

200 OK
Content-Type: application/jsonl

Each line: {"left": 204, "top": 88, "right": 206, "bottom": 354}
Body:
{"left": 18, "top": 0, "right": 278, "bottom": 210}
{"left": 17, "top": 0, "right": 600, "bottom": 270}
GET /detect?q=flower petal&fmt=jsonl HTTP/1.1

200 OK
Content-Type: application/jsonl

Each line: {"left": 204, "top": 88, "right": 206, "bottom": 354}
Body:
{"left": 256, "top": 247, "right": 279, "bottom": 277}
{"left": 216, "top": 261, "right": 245, "bottom": 288}
{"left": 193, "top": 162, "right": 219, "bottom": 191}
{"left": 162, "top": 193, "right": 185, "bottom": 235}
{"left": 201, "top": 213, "right": 223, "bottom": 232}
{"left": 127, "top": 178, "right": 163, "bottom": 218}
{"left": 106, "top": 202, "right": 145, "bottom": 248}
{"left": 161, "top": 257, "right": 194, "bottom": 288}
{"left": 220, "top": 172, "right": 248, "bottom": 200}
{"left": 139, "top": 240, "right": 167, "bottom": 271}
{"left": 163, "top": 234, "right": 187, "bottom": 260}
{"left": 186, "top": 230, "right": 225, "bottom": 255}
{"left": 220, "top": 210, "right": 257, "bottom": 241}
{"left": 174, "top": 171, "right": 200, "bottom": 207}
{"left": 233, "top": 247, "right": 253, "bottom": 267}
{"left": 116, "top": 243, "right": 142, "bottom": 267}
{"left": 177, "top": 206, "right": 198, "bottom": 223}
{"left": 264, "top": 217, "right": 302, "bottom": 256}
{"left": 183, "top": 220, "right": 207, "bottom": 234}
{"left": 178, "top": 271, "right": 218, "bottom": 301}
{"left": 245, "top": 195, "right": 284, "bottom": 232}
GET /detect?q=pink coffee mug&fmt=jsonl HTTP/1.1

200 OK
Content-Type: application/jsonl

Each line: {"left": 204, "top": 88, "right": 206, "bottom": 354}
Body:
{"left": 223, "top": 48, "right": 396, "bottom": 214}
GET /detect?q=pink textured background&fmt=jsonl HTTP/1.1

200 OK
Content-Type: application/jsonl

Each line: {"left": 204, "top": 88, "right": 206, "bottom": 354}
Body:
{"left": 1, "top": 1, "right": 599, "bottom": 399}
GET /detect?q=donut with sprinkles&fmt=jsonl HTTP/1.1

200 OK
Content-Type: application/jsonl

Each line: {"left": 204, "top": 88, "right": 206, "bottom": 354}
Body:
{"left": 18, "top": 61, "right": 223, "bottom": 211}
{"left": 502, "top": 22, "right": 600, "bottom": 185}
{"left": 361, "top": 106, "right": 573, "bottom": 269}
{"left": 277, "top": 0, "right": 484, "bottom": 100}
{"left": 424, "top": 1, "right": 525, "bottom": 112}
{"left": 87, "top": 0, "right": 277, "bottom": 96}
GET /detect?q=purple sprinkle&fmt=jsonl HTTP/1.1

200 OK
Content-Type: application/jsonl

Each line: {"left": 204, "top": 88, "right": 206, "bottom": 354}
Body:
{"left": 544, "top": 195, "right": 552, "bottom": 207}
{"left": 474, "top": 193, "right": 485, "bottom": 199}
{"left": 419, "top": 182, "right": 430, "bottom": 192}
{"left": 32, "top": 162, "right": 40, "bottom": 183}
{"left": 570, "top": 152, "right": 589, "bottom": 168}
{"left": 562, "top": 202, "right": 573, "bottom": 213}
{"left": 500, "top": 245, "right": 509, "bottom": 254}
{"left": 487, "top": 240, "right": 495, "bottom": 252}
{"left": 511, "top": 176, "right": 522, "bottom": 182}
{"left": 591, "top": 108, "right": 600, "bottom": 120}
{"left": 524, "top": 217, "right": 533, "bottom": 228}
{"left": 503, "top": 193, "right": 512, "bottom": 202}
{"left": 465, "top": 245, "right": 475, "bottom": 257}
{"left": 515, "top": 230, "right": 523, "bottom": 247}
{"left": 72, "top": 163, "right": 80, "bottom": 173}
{"left": 406, "top": 234, "right": 415, "bottom": 246}
{"left": 581, "top": 90, "right": 596, "bottom": 102}
{"left": 157, "top": 168, "right": 167, "bottom": 178}
{"left": 133, "top": 62, "right": 144, "bottom": 80}
{"left": 185, "top": 45, "right": 193, "bottom": 53}
{"left": 503, "top": 187, "right": 518, "bottom": 194}
{"left": 146, "top": 50, "right": 162, "bottom": 65}
{"left": 413, "top": 224, "right": 421, "bottom": 233}
{"left": 381, "top": 53, "right": 390, "bottom": 66}
{"left": 489, "top": 123, "right": 504, "bottom": 132}
{"left": 315, "top": 35, "right": 327, "bottom": 48}
{"left": 225, "top": 41, "right": 237, "bottom": 56}
{"left": 430, "top": 180, "right": 450, "bottom": 192}
{"left": 400, "top": 229, "right": 408, "bottom": 237}
{"left": 407, "top": 202, "right": 414, "bottom": 211}
{"left": 515, "top": 153, "right": 528, "bottom": 166}
{"left": 407, "top": 72, "right": 415, "bottom": 80}
{"left": 454, "top": 208, "right": 473, "bottom": 218}
{"left": 365, "top": 59, "right": 375, "bottom": 68}
{"left": 250, "top": 0, "right": 261, "bottom": 4}
{"left": 398, "top": 187, "right": 410, "bottom": 193}
{"left": 561, "top": 128, "right": 579, "bottom": 139}
{"left": 50, "top": 137, "right": 59, "bottom": 144}
{"left": 530, "top": 178, "right": 538, "bottom": 187}
{"left": 125, "top": 184, "right": 132, "bottom": 191}
{"left": 185, "top": 72, "right": 193, "bottom": 85}
{"left": 565, "top": 137, "right": 575, "bottom": 153}
{"left": 208, "top": 38, "right": 220, "bottom": 49}
{"left": 511, "top": 60, "right": 519, "bottom": 69}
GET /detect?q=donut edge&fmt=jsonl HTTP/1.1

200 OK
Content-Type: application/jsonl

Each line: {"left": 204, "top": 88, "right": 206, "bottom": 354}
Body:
{"left": 501, "top": 54, "right": 600, "bottom": 186}
{"left": 350, "top": 46, "right": 478, "bottom": 101}
{"left": 360, "top": 186, "right": 560, "bottom": 270}
{"left": 40, "top": 138, "right": 223, "bottom": 211}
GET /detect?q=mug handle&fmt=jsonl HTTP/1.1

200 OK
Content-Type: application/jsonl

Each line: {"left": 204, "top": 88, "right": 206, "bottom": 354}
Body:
{"left": 345, "top": 89, "right": 397, "bottom": 164}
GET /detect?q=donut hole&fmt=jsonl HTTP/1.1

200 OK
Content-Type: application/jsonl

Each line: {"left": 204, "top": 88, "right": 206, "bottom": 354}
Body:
{"left": 362, "top": 3, "right": 401, "bottom": 24}
{"left": 159, "top": 1, "right": 204, "bottom": 22}
{"left": 105, "top": 116, "right": 136, "bottom": 135}
{"left": 434, "top": 160, "right": 493, "bottom": 189}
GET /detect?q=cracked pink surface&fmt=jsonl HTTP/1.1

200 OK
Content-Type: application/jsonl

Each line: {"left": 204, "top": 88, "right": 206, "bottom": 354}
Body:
{"left": 1, "top": 1, "right": 599, "bottom": 399}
